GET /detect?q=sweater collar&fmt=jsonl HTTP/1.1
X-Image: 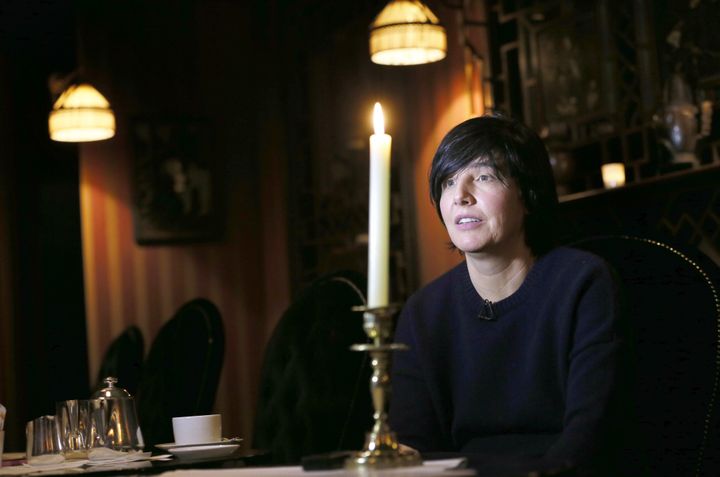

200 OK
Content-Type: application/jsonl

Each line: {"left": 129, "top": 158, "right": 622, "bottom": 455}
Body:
{"left": 454, "top": 250, "right": 552, "bottom": 318}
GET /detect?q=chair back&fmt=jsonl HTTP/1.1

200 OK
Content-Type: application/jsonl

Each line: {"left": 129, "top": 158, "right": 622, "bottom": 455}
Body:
{"left": 253, "top": 270, "right": 373, "bottom": 464}
{"left": 572, "top": 236, "right": 720, "bottom": 477}
{"left": 135, "top": 298, "right": 224, "bottom": 447}
{"left": 95, "top": 325, "right": 144, "bottom": 396}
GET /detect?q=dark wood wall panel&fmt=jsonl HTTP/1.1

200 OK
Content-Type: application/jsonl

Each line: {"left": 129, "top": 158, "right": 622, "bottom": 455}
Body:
{"left": 559, "top": 165, "right": 720, "bottom": 265}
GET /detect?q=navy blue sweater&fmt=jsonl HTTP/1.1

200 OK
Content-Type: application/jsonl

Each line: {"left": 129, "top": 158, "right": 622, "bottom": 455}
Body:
{"left": 389, "top": 247, "right": 622, "bottom": 467}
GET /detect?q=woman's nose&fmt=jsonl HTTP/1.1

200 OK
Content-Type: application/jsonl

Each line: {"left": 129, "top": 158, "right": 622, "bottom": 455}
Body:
{"left": 453, "top": 180, "right": 474, "bottom": 206}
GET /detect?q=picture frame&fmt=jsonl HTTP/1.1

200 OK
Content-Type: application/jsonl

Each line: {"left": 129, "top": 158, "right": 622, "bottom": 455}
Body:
{"left": 130, "top": 117, "right": 223, "bottom": 244}
{"left": 535, "top": 12, "right": 607, "bottom": 123}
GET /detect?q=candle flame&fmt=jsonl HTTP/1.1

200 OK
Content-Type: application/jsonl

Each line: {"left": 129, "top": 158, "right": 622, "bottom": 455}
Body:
{"left": 373, "top": 102, "right": 385, "bottom": 135}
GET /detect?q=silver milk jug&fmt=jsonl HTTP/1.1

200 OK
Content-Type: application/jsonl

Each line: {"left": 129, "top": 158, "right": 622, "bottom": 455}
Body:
{"left": 92, "top": 377, "right": 144, "bottom": 451}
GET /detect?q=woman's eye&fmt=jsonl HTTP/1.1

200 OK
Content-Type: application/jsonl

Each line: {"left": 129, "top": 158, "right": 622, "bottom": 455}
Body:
{"left": 444, "top": 178, "right": 456, "bottom": 188}
{"left": 476, "top": 174, "right": 493, "bottom": 182}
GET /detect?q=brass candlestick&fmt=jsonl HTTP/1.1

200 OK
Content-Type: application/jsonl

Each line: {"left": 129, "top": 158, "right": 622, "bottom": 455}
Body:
{"left": 345, "top": 304, "right": 422, "bottom": 469}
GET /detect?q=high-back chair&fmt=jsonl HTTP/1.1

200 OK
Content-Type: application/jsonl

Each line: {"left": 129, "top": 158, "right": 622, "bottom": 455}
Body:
{"left": 95, "top": 325, "right": 144, "bottom": 397}
{"left": 253, "top": 270, "right": 373, "bottom": 464}
{"left": 572, "top": 235, "right": 720, "bottom": 477}
{"left": 135, "top": 298, "right": 224, "bottom": 447}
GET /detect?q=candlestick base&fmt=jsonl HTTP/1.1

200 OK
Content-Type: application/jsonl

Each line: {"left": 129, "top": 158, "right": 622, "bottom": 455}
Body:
{"left": 346, "top": 447, "right": 422, "bottom": 469}
{"left": 345, "top": 413, "right": 421, "bottom": 469}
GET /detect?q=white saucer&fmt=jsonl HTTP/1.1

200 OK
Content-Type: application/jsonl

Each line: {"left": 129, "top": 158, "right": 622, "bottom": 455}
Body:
{"left": 166, "top": 443, "right": 240, "bottom": 460}
{"left": 155, "top": 438, "right": 243, "bottom": 451}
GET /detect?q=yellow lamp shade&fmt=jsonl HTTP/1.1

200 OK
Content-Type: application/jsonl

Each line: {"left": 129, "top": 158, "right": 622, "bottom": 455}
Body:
{"left": 370, "top": 0, "right": 447, "bottom": 66}
{"left": 48, "top": 83, "right": 116, "bottom": 142}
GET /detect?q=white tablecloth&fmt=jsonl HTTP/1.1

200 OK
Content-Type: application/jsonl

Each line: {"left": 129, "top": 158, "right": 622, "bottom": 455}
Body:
{"left": 160, "top": 459, "right": 475, "bottom": 477}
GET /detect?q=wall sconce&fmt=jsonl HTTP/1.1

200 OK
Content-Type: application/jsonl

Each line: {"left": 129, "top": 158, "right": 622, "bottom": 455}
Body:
{"left": 601, "top": 163, "right": 626, "bottom": 189}
{"left": 369, "top": 0, "right": 447, "bottom": 66}
{"left": 48, "top": 74, "right": 116, "bottom": 143}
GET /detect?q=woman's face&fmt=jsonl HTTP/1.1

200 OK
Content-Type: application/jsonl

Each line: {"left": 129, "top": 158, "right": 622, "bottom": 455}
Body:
{"left": 439, "top": 161, "right": 527, "bottom": 256}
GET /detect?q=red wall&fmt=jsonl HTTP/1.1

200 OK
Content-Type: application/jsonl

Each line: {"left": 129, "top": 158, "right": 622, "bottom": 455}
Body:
{"left": 77, "top": 1, "right": 290, "bottom": 440}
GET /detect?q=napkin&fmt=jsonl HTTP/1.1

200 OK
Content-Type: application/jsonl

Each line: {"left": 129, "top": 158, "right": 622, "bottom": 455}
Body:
{"left": 86, "top": 448, "right": 152, "bottom": 464}
{"left": 26, "top": 456, "right": 66, "bottom": 466}
{"left": 0, "top": 449, "right": 164, "bottom": 475}
{"left": 0, "top": 457, "right": 85, "bottom": 476}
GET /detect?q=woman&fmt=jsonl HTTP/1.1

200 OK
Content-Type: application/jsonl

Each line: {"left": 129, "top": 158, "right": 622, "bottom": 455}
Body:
{"left": 389, "top": 115, "right": 625, "bottom": 473}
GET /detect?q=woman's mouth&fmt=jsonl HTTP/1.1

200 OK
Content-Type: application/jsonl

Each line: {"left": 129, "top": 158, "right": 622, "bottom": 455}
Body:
{"left": 455, "top": 216, "right": 483, "bottom": 229}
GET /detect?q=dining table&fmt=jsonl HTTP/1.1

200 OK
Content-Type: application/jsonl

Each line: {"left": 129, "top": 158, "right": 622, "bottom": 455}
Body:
{"left": 0, "top": 456, "right": 475, "bottom": 477}
{"left": 0, "top": 448, "right": 582, "bottom": 477}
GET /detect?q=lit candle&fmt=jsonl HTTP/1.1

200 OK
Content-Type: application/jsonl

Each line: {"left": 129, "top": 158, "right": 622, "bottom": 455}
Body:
{"left": 368, "top": 102, "right": 392, "bottom": 308}
{"left": 601, "top": 163, "right": 625, "bottom": 189}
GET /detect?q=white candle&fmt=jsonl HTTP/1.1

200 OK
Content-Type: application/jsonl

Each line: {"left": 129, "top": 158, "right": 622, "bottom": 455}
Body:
{"left": 368, "top": 102, "right": 392, "bottom": 308}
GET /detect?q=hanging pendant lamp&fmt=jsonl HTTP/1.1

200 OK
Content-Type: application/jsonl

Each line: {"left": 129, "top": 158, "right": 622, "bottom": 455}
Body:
{"left": 48, "top": 82, "right": 116, "bottom": 142}
{"left": 369, "top": 0, "right": 447, "bottom": 66}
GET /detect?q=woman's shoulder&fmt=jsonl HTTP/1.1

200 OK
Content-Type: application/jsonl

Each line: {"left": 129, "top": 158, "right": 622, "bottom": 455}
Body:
{"left": 530, "top": 246, "right": 615, "bottom": 288}
{"left": 540, "top": 246, "right": 610, "bottom": 271}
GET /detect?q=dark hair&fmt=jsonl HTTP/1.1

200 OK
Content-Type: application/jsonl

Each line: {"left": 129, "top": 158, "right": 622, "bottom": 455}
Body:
{"left": 429, "top": 114, "right": 559, "bottom": 256}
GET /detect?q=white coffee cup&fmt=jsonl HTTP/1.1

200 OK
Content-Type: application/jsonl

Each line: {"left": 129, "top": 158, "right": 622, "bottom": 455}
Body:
{"left": 171, "top": 414, "right": 221, "bottom": 445}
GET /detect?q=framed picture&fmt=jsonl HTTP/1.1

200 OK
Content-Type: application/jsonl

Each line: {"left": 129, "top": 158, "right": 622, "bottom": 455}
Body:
{"left": 131, "top": 118, "right": 223, "bottom": 244}
{"left": 536, "top": 13, "right": 606, "bottom": 122}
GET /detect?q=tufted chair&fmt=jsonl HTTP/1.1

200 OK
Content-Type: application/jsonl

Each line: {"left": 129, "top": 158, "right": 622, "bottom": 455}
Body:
{"left": 95, "top": 325, "right": 144, "bottom": 397}
{"left": 572, "top": 235, "right": 720, "bottom": 477}
{"left": 135, "top": 298, "right": 224, "bottom": 447}
{"left": 253, "top": 270, "right": 373, "bottom": 465}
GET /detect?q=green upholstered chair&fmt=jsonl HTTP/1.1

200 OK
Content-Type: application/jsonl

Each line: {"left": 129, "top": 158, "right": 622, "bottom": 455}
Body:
{"left": 95, "top": 325, "right": 144, "bottom": 397}
{"left": 253, "top": 270, "right": 373, "bottom": 465}
{"left": 572, "top": 235, "right": 720, "bottom": 477}
{"left": 135, "top": 298, "right": 224, "bottom": 447}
